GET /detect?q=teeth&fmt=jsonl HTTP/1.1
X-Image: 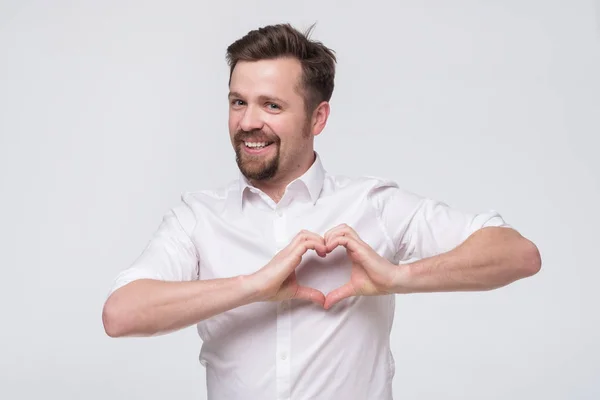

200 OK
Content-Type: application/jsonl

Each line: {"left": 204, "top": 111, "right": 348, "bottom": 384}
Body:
{"left": 244, "top": 141, "right": 270, "bottom": 148}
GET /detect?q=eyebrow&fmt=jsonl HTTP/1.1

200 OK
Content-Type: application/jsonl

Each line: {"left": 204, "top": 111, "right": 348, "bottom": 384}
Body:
{"left": 228, "top": 91, "right": 243, "bottom": 99}
{"left": 228, "top": 91, "right": 288, "bottom": 106}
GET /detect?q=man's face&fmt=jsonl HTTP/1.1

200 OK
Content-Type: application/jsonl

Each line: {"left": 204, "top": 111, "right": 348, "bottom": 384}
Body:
{"left": 228, "top": 57, "right": 313, "bottom": 182}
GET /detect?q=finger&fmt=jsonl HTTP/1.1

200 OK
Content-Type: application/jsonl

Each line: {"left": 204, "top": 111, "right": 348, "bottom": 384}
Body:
{"left": 324, "top": 283, "right": 356, "bottom": 310}
{"left": 293, "top": 286, "right": 326, "bottom": 307}
{"left": 294, "top": 238, "right": 328, "bottom": 258}
{"left": 324, "top": 223, "right": 358, "bottom": 237}
{"left": 324, "top": 224, "right": 361, "bottom": 251}
{"left": 274, "top": 238, "right": 328, "bottom": 279}
{"left": 325, "top": 234, "right": 364, "bottom": 254}
{"left": 288, "top": 231, "right": 327, "bottom": 257}
{"left": 276, "top": 240, "right": 326, "bottom": 274}
{"left": 323, "top": 223, "right": 348, "bottom": 243}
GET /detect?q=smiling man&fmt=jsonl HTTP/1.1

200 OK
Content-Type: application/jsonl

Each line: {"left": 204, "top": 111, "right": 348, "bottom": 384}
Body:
{"left": 228, "top": 56, "right": 316, "bottom": 190}
{"left": 102, "top": 24, "right": 541, "bottom": 400}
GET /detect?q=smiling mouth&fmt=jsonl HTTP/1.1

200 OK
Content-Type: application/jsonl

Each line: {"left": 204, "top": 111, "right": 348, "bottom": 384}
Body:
{"left": 243, "top": 141, "right": 275, "bottom": 150}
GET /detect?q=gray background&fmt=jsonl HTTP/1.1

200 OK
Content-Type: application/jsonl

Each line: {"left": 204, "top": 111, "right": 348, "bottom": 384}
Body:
{"left": 1, "top": 0, "right": 598, "bottom": 399}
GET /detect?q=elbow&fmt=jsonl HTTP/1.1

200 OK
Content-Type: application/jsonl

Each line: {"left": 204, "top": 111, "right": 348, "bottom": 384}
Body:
{"left": 520, "top": 238, "right": 542, "bottom": 278}
{"left": 102, "top": 294, "right": 131, "bottom": 338}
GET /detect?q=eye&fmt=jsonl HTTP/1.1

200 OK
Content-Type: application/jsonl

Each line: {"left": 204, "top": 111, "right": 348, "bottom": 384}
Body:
{"left": 266, "top": 103, "right": 281, "bottom": 110}
{"left": 230, "top": 99, "right": 246, "bottom": 107}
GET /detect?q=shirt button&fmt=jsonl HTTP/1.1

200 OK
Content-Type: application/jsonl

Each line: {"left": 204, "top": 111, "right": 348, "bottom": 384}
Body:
{"left": 276, "top": 210, "right": 283, "bottom": 217}
{"left": 280, "top": 353, "right": 287, "bottom": 360}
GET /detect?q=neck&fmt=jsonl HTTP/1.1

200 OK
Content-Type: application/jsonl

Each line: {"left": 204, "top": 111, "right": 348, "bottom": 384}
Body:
{"left": 251, "top": 151, "right": 316, "bottom": 203}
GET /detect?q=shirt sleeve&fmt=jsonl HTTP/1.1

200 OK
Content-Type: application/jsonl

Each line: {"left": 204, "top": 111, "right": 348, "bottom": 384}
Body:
{"left": 369, "top": 180, "right": 512, "bottom": 264}
{"left": 106, "top": 196, "right": 200, "bottom": 298}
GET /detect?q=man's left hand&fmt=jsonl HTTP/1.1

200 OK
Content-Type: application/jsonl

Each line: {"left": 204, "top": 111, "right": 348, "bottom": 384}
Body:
{"left": 323, "top": 224, "right": 399, "bottom": 309}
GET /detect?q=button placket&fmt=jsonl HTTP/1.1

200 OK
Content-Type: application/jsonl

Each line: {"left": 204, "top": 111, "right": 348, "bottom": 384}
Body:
{"left": 273, "top": 209, "right": 287, "bottom": 250}
{"left": 274, "top": 208, "right": 291, "bottom": 399}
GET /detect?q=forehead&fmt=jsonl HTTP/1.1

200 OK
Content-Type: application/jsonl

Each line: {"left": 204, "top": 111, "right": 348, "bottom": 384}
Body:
{"left": 229, "top": 57, "right": 303, "bottom": 100}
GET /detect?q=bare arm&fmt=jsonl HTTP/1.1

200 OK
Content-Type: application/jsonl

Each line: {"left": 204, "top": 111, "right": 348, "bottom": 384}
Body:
{"left": 102, "top": 231, "right": 328, "bottom": 337}
{"left": 319, "top": 225, "right": 540, "bottom": 308}
{"left": 393, "top": 227, "right": 541, "bottom": 294}
{"left": 102, "top": 276, "right": 258, "bottom": 337}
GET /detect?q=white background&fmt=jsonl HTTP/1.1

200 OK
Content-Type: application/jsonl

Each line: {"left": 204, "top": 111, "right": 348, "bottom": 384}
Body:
{"left": 1, "top": 1, "right": 598, "bottom": 399}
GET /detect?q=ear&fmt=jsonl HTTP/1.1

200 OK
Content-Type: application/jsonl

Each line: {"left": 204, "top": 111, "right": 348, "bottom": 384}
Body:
{"left": 310, "top": 101, "right": 330, "bottom": 137}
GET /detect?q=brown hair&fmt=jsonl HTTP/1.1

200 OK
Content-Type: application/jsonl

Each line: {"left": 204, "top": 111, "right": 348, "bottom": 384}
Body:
{"left": 226, "top": 23, "right": 336, "bottom": 113}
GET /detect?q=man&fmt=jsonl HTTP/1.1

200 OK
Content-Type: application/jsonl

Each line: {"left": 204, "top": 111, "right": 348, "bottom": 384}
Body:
{"left": 102, "top": 23, "right": 541, "bottom": 399}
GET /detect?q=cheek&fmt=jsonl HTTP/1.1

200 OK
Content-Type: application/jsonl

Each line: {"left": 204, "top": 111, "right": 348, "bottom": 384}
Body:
{"left": 228, "top": 114, "right": 239, "bottom": 135}
{"left": 267, "top": 114, "right": 301, "bottom": 139}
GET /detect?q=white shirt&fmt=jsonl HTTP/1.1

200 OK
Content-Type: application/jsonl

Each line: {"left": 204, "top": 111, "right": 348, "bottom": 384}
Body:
{"left": 108, "top": 152, "right": 509, "bottom": 400}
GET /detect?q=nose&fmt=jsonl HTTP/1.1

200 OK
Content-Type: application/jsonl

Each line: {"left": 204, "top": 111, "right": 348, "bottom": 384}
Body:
{"left": 239, "top": 105, "right": 264, "bottom": 132}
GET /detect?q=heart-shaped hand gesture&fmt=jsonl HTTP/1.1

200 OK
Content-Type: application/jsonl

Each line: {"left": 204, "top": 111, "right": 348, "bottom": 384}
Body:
{"left": 248, "top": 230, "right": 329, "bottom": 306}
{"left": 322, "top": 224, "right": 398, "bottom": 309}
{"left": 248, "top": 224, "right": 398, "bottom": 309}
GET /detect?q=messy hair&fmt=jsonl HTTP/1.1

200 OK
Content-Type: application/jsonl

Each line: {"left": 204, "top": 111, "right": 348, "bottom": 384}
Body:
{"left": 226, "top": 23, "right": 336, "bottom": 113}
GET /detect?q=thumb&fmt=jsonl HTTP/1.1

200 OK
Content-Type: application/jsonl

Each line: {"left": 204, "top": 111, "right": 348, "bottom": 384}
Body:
{"left": 324, "top": 283, "right": 356, "bottom": 310}
{"left": 293, "top": 285, "right": 326, "bottom": 307}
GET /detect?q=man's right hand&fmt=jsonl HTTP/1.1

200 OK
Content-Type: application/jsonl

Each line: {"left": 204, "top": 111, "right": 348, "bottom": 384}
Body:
{"left": 103, "top": 230, "right": 328, "bottom": 337}
{"left": 246, "top": 230, "right": 328, "bottom": 307}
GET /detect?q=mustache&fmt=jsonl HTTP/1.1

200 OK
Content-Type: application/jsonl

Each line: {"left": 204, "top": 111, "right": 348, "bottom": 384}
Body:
{"left": 234, "top": 129, "right": 279, "bottom": 143}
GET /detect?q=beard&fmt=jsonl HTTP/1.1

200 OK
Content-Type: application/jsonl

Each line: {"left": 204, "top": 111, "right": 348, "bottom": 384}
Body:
{"left": 234, "top": 129, "right": 281, "bottom": 181}
{"left": 233, "top": 120, "right": 312, "bottom": 182}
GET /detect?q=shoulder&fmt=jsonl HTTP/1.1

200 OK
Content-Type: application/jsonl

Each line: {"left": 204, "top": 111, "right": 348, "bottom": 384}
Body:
{"left": 324, "top": 172, "right": 422, "bottom": 207}
{"left": 168, "top": 178, "right": 240, "bottom": 235}
{"left": 325, "top": 172, "right": 394, "bottom": 191}
{"left": 181, "top": 178, "right": 238, "bottom": 205}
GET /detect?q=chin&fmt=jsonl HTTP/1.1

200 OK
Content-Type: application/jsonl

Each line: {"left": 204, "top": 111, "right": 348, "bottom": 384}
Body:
{"left": 240, "top": 161, "right": 279, "bottom": 181}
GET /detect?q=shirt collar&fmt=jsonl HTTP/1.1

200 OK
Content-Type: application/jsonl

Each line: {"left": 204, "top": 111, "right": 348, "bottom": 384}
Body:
{"left": 237, "top": 151, "right": 325, "bottom": 209}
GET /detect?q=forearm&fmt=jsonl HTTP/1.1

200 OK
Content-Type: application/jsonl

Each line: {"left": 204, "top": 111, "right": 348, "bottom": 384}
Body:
{"left": 102, "top": 275, "right": 259, "bottom": 337}
{"left": 392, "top": 227, "right": 541, "bottom": 294}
